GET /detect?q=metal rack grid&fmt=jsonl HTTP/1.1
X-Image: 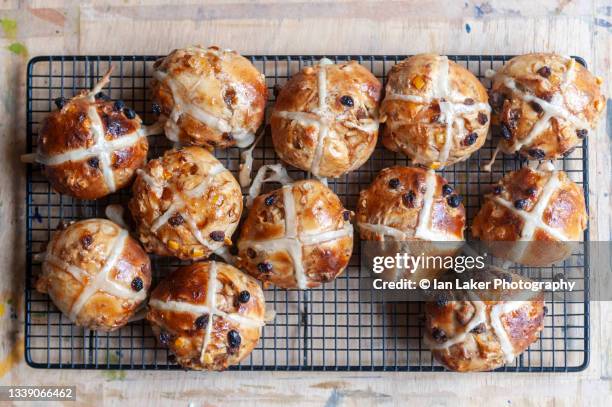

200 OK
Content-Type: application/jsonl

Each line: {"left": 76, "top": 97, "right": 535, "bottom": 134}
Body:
{"left": 25, "top": 54, "right": 590, "bottom": 372}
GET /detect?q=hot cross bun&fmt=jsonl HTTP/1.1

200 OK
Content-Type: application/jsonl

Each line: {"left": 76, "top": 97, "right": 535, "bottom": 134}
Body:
{"left": 488, "top": 53, "right": 606, "bottom": 161}
{"left": 147, "top": 261, "right": 266, "bottom": 370}
{"left": 424, "top": 268, "right": 545, "bottom": 372}
{"left": 35, "top": 219, "right": 151, "bottom": 331}
{"left": 27, "top": 69, "right": 149, "bottom": 200}
{"left": 271, "top": 58, "right": 382, "bottom": 177}
{"left": 380, "top": 54, "right": 490, "bottom": 169}
{"left": 237, "top": 179, "right": 353, "bottom": 289}
{"left": 472, "top": 167, "right": 587, "bottom": 266}
{"left": 128, "top": 147, "right": 242, "bottom": 260}
{"left": 356, "top": 166, "right": 466, "bottom": 242}
{"left": 151, "top": 46, "right": 267, "bottom": 148}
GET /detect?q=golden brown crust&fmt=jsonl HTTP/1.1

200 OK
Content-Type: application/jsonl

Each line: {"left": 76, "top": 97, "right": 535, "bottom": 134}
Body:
{"left": 237, "top": 180, "right": 353, "bottom": 289}
{"left": 380, "top": 54, "right": 490, "bottom": 168}
{"left": 146, "top": 261, "right": 265, "bottom": 371}
{"left": 490, "top": 53, "right": 606, "bottom": 159}
{"left": 128, "top": 146, "right": 242, "bottom": 260}
{"left": 38, "top": 96, "right": 148, "bottom": 200}
{"left": 471, "top": 168, "right": 587, "bottom": 266}
{"left": 35, "top": 219, "right": 151, "bottom": 331}
{"left": 151, "top": 46, "right": 267, "bottom": 148}
{"left": 271, "top": 60, "right": 382, "bottom": 177}
{"left": 424, "top": 269, "right": 545, "bottom": 372}
{"left": 356, "top": 166, "right": 466, "bottom": 241}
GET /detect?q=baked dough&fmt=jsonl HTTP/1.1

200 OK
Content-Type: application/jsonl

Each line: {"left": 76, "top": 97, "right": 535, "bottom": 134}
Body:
{"left": 27, "top": 69, "right": 149, "bottom": 200}
{"left": 380, "top": 54, "right": 490, "bottom": 168}
{"left": 128, "top": 146, "right": 242, "bottom": 260}
{"left": 35, "top": 219, "right": 151, "bottom": 331}
{"left": 151, "top": 46, "right": 267, "bottom": 148}
{"left": 271, "top": 59, "right": 382, "bottom": 177}
{"left": 424, "top": 268, "right": 545, "bottom": 372}
{"left": 472, "top": 167, "right": 587, "bottom": 266}
{"left": 356, "top": 166, "right": 466, "bottom": 242}
{"left": 147, "top": 261, "right": 265, "bottom": 370}
{"left": 488, "top": 53, "right": 606, "bottom": 161}
{"left": 356, "top": 166, "right": 466, "bottom": 281}
{"left": 237, "top": 178, "right": 353, "bottom": 289}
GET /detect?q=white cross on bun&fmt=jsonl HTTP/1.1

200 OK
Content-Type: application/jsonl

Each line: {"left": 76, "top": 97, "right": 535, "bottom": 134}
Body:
{"left": 151, "top": 46, "right": 267, "bottom": 149}
{"left": 489, "top": 53, "right": 606, "bottom": 160}
{"left": 237, "top": 179, "right": 353, "bottom": 289}
{"left": 424, "top": 268, "right": 545, "bottom": 372}
{"left": 146, "top": 261, "right": 266, "bottom": 371}
{"left": 33, "top": 69, "right": 149, "bottom": 200}
{"left": 128, "top": 146, "right": 242, "bottom": 260}
{"left": 356, "top": 166, "right": 466, "bottom": 242}
{"left": 35, "top": 219, "right": 151, "bottom": 331}
{"left": 380, "top": 54, "right": 491, "bottom": 169}
{"left": 471, "top": 167, "right": 587, "bottom": 266}
{"left": 271, "top": 59, "right": 382, "bottom": 178}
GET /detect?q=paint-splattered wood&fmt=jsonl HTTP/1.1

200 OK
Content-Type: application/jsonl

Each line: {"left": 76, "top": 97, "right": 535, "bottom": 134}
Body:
{"left": 0, "top": 1, "right": 610, "bottom": 405}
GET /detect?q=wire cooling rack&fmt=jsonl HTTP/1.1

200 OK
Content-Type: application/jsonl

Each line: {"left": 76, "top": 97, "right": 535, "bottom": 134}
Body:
{"left": 25, "top": 54, "right": 590, "bottom": 372}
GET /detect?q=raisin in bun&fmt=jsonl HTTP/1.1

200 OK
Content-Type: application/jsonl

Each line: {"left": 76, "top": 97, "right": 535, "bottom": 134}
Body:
{"left": 23, "top": 68, "right": 150, "bottom": 200}
{"left": 380, "top": 54, "right": 490, "bottom": 169}
{"left": 472, "top": 167, "right": 587, "bottom": 266}
{"left": 271, "top": 58, "right": 382, "bottom": 177}
{"left": 35, "top": 219, "right": 151, "bottom": 331}
{"left": 151, "top": 46, "right": 267, "bottom": 148}
{"left": 147, "top": 261, "right": 265, "bottom": 370}
{"left": 128, "top": 147, "right": 242, "bottom": 260}
{"left": 424, "top": 268, "right": 545, "bottom": 372}
{"left": 237, "top": 176, "right": 353, "bottom": 289}
{"left": 488, "top": 53, "right": 606, "bottom": 161}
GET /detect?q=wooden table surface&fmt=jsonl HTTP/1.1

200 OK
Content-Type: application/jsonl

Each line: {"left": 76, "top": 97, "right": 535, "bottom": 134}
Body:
{"left": 0, "top": 1, "right": 610, "bottom": 406}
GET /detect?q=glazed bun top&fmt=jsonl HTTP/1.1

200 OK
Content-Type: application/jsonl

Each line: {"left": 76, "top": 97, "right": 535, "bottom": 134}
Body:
{"left": 151, "top": 46, "right": 268, "bottom": 149}
{"left": 271, "top": 58, "right": 382, "bottom": 177}
{"left": 34, "top": 69, "right": 149, "bottom": 200}
{"left": 424, "top": 268, "right": 545, "bottom": 372}
{"left": 147, "top": 261, "right": 266, "bottom": 371}
{"left": 380, "top": 54, "right": 490, "bottom": 168}
{"left": 356, "top": 166, "right": 466, "bottom": 242}
{"left": 36, "top": 218, "right": 151, "bottom": 331}
{"left": 489, "top": 53, "right": 606, "bottom": 160}
{"left": 237, "top": 177, "right": 353, "bottom": 289}
{"left": 472, "top": 167, "right": 587, "bottom": 242}
{"left": 129, "top": 146, "right": 242, "bottom": 260}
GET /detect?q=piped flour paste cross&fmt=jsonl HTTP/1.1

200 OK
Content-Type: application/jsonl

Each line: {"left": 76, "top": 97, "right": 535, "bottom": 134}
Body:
{"left": 153, "top": 48, "right": 255, "bottom": 148}
{"left": 357, "top": 169, "right": 463, "bottom": 242}
{"left": 44, "top": 224, "right": 146, "bottom": 322}
{"left": 148, "top": 261, "right": 264, "bottom": 364}
{"left": 244, "top": 164, "right": 353, "bottom": 289}
{"left": 29, "top": 69, "right": 151, "bottom": 193}
{"left": 487, "top": 170, "right": 570, "bottom": 261}
{"left": 273, "top": 58, "right": 379, "bottom": 177}
{"left": 384, "top": 55, "right": 490, "bottom": 167}
{"left": 138, "top": 162, "right": 229, "bottom": 255}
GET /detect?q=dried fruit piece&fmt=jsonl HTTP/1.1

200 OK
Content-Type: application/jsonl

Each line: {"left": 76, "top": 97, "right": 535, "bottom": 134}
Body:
{"left": 537, "top": 66, "right": 551, "bottom": 78}
{"left": 131, "top": 277, "right": 144, "bottom": 292}
{"left": 238, "top": 291, "right": 250, "bottom": 303}
{"left": 388, "top": 178, "right": 401, "bottom": 189}
{"left": 411, "top": 75, "right": 426, "bottom": 90}
{"left": 228, "top": 330, "right": 241, "bottom": 348}
{"left": 442, "top": 184, "right": 453, "bottom": 196}
{"left": 194, "top": 314, "right": 209, "bottom": 329}
{"left": 514, "top": 199, "right": 528, "bottom": 210}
